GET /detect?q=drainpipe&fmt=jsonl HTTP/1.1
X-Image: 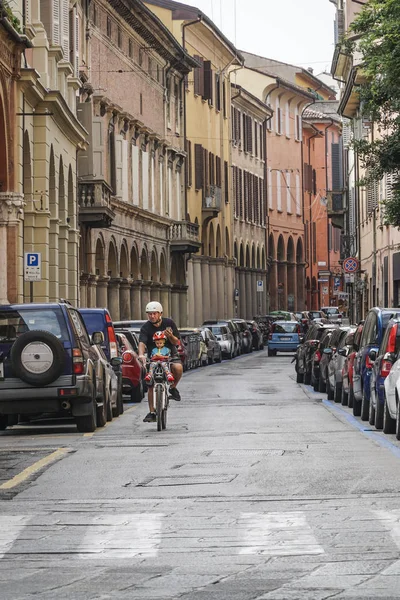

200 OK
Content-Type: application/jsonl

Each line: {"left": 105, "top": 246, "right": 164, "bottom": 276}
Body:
{"left": 307, "top": 128, "right": 320, "bottom": 309}
{"left": 371, "top": 121, "right": 376, "bottom": 307}
{"left": 324, "top": 118, "right": 335, "bottom": 305}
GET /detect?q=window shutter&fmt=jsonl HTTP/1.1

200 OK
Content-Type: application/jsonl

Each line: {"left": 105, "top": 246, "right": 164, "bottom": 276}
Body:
{"left": 296, "top": 174, "right": 301, "bottom": 215}
{"left": 61, "top": 0, "right": 69, "bottom": 59}
{"left": 92, "top": 117, "right": 104, "bottom": 178}
{"left": 268, "top": 168, "right": 272, "bottom": 209}
{"left": 216, "top": 156, "right": 221, "bottom": 187}
{"left": 185, "top": 140, "right": 192, "bottom": 187}
{"left": 238, "top": 110, "right": 241, "bottom": 144}
{"left": 286, "top": 172, "right": 291, "bottom": 213}
{"left": 76, "top": 102, "right": 93, "bottom": 177}
{"left": 41, "top": 0, "right": 60, "bottom": 45}
{"left": 203, "top": 60, "right": 213, "bottom": 102}
{"left": 239, "top": 169, "right": 243, "bottom": 218}
{"left": 285, "top": 102, "right": 290, "bottom": 136}
{"left": 312, "top": 169, "right": 317, "bottom": 196}
{"left": 254, "top": 121, "right": 258, "bottom": 157}
{"left": 69, "top": 7, "right": 79, "bottom": 76}
{"left": 222, "top": 79, "right": 226, "bottom": 117}
{"left": 215, "top": 72, "right": 221, "bottom": 111}
{"left": 25, "top": 0, "right": 31, "bottom": 26}
{"left": 248, "top": 116, "right": 253, "bottom": 153}
{"left": 193, "top": 56, "right": 204, "bottom": 96}
{"left": 277, "top": 171, "right": 282, "bottom": 211}
{"left": 224, "top": 161, "right": 229, "bottom": 203}
{"left": 194, "top": 144, "right": 204, "bottom": 190}
{"left": 204, "top": 149, "right": 209, "bottom": 189}
{"left": 132, "top": 144, "right": 139, "bottom": 205}
{"left": 331, "top": 143, "right": 343, "bottom": 191}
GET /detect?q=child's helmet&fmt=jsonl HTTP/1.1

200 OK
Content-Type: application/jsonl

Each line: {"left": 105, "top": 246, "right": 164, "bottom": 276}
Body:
{"left": 153, "top": 331, "right": 166, "bottom": 341}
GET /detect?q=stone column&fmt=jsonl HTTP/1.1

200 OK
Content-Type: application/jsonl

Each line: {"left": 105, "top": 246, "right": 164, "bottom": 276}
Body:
{"left": 193, "top": 259, "right": 202, "bottom": 325}
{"left": 131, "top": 280, "right": 142, "bottom": 319}
{"left": 0, "top": 194, "right": 24, "bottom": 304}
{"left": 151, "top": 282, "right": 161, "bottom": 304}
{"left": 187, "top": 259, "right": 195, "bottom": 326}
{"left": 108, "top": 278, "right": 121, "bottom": 320}
{"left": 96, "top": 276, "right": 109, "bottom": 308}
{"left": 0, "top": 223, "right": 8, "bottom": 303}
{"left": 171, "top": 286, "right": 180, "bottom": 323}
{"left": 245, "top": 270, "right": 252, "bottom": 320}
{"left": 278, "top": 262, "right": 288, "bottom": 311}
{"left": 160, "top": 284, "right": 171, "bottom": 317}
{"left": 209, "top": 260, "right": 218, "bottom": 320}
{"left": 59, "top": 223, "right": 69, "bottom": 300}
{"left": 179, "top": 286, "right": 189, "bottom": 327}
{"left": 87, "top": 274, "right": 97, "bottom": 307}
{"left": 119, "top": 279, "right": 132, "bottom": 320}
{"left": 225, "top": 261, "right": 234, "bottom": 319}
{"left": 79, "top": 274, "right": 89, "bottom": 308}
{"left": 239, "top": 269, "right": 246, "bottom": 319}
{"left": 269, "top": 262, "right": 278, "bottom": 311}
{"left": 141, "top": 281, "right": 151, "bottom": 311}
{"left": 296, "top": 263, "right": 306, "bottom": 310}
{"left": 201, "top": 259, "right": 211, "bottom": 322}
{"left": 251, "top": 271, "right": 258, "bottom": 319}
{"left": 216, "top": 261, "right": 225, "bottom": 319}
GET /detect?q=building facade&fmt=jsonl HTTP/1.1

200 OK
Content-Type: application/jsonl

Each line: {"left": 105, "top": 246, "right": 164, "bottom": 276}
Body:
{"left": 231, "top": 84, "right": 272, "bottom": 319}
{"left": 78, "top": 0, "right": 198, "bottom": 325}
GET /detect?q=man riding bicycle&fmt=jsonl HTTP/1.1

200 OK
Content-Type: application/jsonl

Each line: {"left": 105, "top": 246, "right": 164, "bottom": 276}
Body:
{"left": 138, "top": 301, "right": 183, "bottom": 423}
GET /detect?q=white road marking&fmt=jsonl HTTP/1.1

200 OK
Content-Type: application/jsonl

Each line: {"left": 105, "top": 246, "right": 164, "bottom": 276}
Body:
{"left": 374, "top": 510, "right": 400, "bottom": 548}
{"left": 0, "top": 516, "right": 31, "bottom": 558}
{"left": 78, "top": 513, "right": 164, "bottom": 558}
{"left": 239, "top": 512, "right": 324, "bottom": 556}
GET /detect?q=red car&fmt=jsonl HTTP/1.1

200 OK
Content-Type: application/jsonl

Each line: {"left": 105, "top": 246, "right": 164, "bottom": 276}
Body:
{"left": 115, "top": 332, "right": 144, "bottom": 403}
{"left": 341, "top": 321, "right": 364, "bottom": 407}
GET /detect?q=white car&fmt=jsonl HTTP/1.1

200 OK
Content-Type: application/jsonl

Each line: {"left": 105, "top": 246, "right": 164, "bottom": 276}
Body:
{"left": 320, "top": 307, "right": 343, "bottom": 325}
{"left": 205, "top": 324, "right": 235, "bottom": 359}
{"left": 383, "top": 354, "right": 400, "bottom": 437}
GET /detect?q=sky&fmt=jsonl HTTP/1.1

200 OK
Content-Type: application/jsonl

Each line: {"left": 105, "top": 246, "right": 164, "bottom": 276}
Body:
{"left": 182, "top": 0, "right": 337, "bottom": 75}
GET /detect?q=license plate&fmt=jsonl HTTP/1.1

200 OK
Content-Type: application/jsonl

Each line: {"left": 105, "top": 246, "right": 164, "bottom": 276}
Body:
{"left": 280, "top": 337, "right": 289, "bottom": 341}
{"left": 0, "top": 362, "right": 4, "bottom": 381}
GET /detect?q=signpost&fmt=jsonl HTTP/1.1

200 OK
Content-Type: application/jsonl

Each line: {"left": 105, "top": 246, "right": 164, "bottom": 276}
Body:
{"left": 256, "top": 280, "right": 264, "bottom": 293}
{"left": 343, "top": 257, "right": 359, "bottom": 273}
{"left": 24, "top": 252, "right": 42, "bottom": 302}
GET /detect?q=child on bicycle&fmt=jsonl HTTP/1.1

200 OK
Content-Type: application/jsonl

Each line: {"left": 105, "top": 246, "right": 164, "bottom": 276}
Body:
{"left": 144, "top": 331, "right": 175, "bottom": 386}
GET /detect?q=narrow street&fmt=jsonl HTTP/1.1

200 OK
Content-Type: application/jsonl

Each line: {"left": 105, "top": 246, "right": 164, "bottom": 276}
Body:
{"left": 1, "top": 352, "right": 400, "bottom": 599}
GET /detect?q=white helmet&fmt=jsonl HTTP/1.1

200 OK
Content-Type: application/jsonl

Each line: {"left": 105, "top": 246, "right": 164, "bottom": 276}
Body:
{"left": 145, "top": 301, "right": 163, "bottom": 313}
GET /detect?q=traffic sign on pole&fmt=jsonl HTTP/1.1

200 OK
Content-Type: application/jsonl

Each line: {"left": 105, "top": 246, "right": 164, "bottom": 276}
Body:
{"left": 256, "top": 280, "right": 264, "bottom": 293}
{"left": 343, "top": 257, "right": 359, "bottom": 273}
{"left": 24, "top": 252, "right": 42, "bottom": 281}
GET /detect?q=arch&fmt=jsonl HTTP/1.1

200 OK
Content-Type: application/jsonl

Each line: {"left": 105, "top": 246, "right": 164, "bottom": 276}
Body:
{"left": 239, "top": 243, "right": 244, "bottom": 268}
{"left": 23, "top": 130, "right": 32, "bottom": 202}
{"left": 216, "top": 225, "right": 222, "bottom": 258}
{"left": 150, "top": 248, "right": 159, "bottom": 281}
{"left": 68, "top": 165, "right": 75, "bottom": 229}
{"left": 225, "top": 227, "right": 230, "bottom": 257}
{"left": 208, "top": 222, "right": 215, "bottom": 257}
{"left": 95, "top": 236, "right": 106, "bottom": 276}
{"left": 120, "top": 241, "right": 129, "bottom": 278}
{"left": 261, "top": 247, "right": 266, "bottom": 270}
{"left": 58, "top": 156, "right": 66, "bottom": 222}
{"left": 140, "top": 247, "right": 149, "bottom": 280}
{"left": 201, "top": 223, "right": 207, "bottom": 254}
{"left": 277, "top": 235, "right": 285, "bottom": 262}
{"left": 268, "top": 234, "right": 275, "bottom": 260}
{"left": 245, "top": 245, "right": 250, "bottom": 268}
{"left": 251, "top": 245, "right": 256, "bottom": 269}
{"left": 160, "top": 251, "right": 167, "bottom": 282}
{"left": 130, "top": 244, "right": 139, "bottom": 279}
{"left": 256, "top": 247, "right": 261, "bottom": 270}
{"left": 287, "top": 236, "right": 295, "bottom": 263}
{"left": 296, "top": 238, "right": 304, "bottom": 263}
{"left": 234, "top": 240, "right": 238, "bottom": 264}
{"left": 107, "top": 240, "right": 118, "bottom": 277}
{"left": 49, "top": 146, "right": 56, "bottom": 218}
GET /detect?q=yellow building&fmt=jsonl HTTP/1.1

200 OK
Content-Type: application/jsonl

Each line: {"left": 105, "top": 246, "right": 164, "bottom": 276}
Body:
{"left": 144, "top": 0, "right": 243, "bottom": 325}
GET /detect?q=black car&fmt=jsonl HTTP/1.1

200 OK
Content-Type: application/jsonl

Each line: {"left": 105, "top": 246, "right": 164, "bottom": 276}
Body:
{"left": 247, "top": 320, "right": 264, "bottom": 350}
{"left": 232, "top": 319, "right": 253, "bottom": 354}
{"left": 310, "top": 328, "right": 335, "bottom": 393}
{"left": 295, "top": 323, "right": 335, "bottom": 384}
{"left": 199, "top": 327, "right": 222, "bottom": 364}
{"left": 316, "top": 327, "right": 344, "bottom": 396}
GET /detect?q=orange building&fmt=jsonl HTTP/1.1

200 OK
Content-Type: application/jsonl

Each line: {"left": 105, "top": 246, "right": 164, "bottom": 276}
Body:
{"left": 303, "top": 104, "right": 343, "bottom": 310}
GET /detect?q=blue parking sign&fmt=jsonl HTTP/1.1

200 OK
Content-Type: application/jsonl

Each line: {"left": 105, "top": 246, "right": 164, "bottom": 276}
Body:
{"left": 24, "top": 252, "right": 42, "bottom": 281}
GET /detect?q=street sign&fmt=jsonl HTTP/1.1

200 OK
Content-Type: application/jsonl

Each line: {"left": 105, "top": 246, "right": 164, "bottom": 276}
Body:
{"left": 344, "top": 273, "right": 355, "bottom": 284}
{"left": 234, "top": 288, "right": 239, "bottom": 300}
{"left": 334, "top": 276, "right": 341, "bottom": 289}
{"left": 318, "top": 278, "right": 329, "bottom": 283}
{"left": 343, "top": 257, "right": 359, "bottom": 273}
{"left": 24, "top": 252, "right": 42, "bottom": 281}
{"left": 256, "top": 280, "right": 264, "bottom": 293}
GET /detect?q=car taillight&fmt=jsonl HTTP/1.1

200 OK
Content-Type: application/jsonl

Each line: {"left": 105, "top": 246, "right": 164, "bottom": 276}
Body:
{"left": 365, "top": 355, "right": 373, "bottom": 369}
{"left": 122, "top": 351, "right": 134, "bottom": 363}
{"left": 268, "top": 334, "right": 272, "bottom": 340}
{"left": 314, "top": 350, "right": 321, "bottom": 362}
{"left": 72, "top": 348, "right": 84, "bottom": 374}
{"left": 387, "top": 324, "right": 398, "bottom": 353}
{"left": 381, "top": 360, "right": 393, "bottom": 378}
{"left": 297, "top": 326, "right": 301, "bottom": 333}
{"left": 105, "top": 313, "right": 118, "bottom": 358}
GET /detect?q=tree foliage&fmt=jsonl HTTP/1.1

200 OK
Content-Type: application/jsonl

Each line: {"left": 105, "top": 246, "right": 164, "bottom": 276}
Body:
{"left": 348, "top": 0, "right": 400, "bottom": 226}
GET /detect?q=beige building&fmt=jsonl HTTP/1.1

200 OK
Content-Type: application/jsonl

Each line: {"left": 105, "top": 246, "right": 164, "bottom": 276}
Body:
{"left": 144, "top": 0, "right": 243, "bottom": 326}
{"left": 78, "top": 0, "right": 198, "bottom": 325}
{"left": 231, "top": 84, "right": 272, "bottom": 319}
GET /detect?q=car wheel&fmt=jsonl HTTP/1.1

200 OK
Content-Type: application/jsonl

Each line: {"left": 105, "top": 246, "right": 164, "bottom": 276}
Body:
{"left": 268, "top": 349, "right": 276, "bottom": 357}
{"left": 318, "top": 373, "right": 326, "bottom": 393}
{"left": 106, "top": 388, "right": 113, "bottom": 422}
{"left": 348, "top": 385, "right": 354, "bottom": 409}
{"left": 353, "top": 396, "right": 361, "bottom": 417}
{"left": 327, "top": 379, "right": 334, "bottom": 400}
{"left": 313, "top": 374, "right": 319, "bottom": 392}
{"left": 396, "top": 400, "right": 400, "bottom": 441}
{"left": 360, "top": 390, "right": 370, "bottom": 421}
{"left": 208, "top": 354, "right": 214, "bottom": 365}
{"left": 374, "top": 394, "right": 384, "bottom": 430}
{"left": 76, "top": 387, "right": 97, "bottom": 433}
{"left": 10, "top": 330, "right": 65, "bottom": 387}
{"left": 0, "top": 415, "right": 8, "bottom": 431}
{"left": 383, "top": 393, "right": 396, "bottom": 434}
{"left": 96, "top": 384, "right": 107, "bottom": 428}
{"left": 369, "top": 393, "right": 376, "bottom": 426}
{"left": 131, "top": 380, "right": 144, "bottom": 403}
{"left": 304, "top": 368, "right": 311, "bottom": 385}
{"left": 341, "top": 386, "right": 348, "bottom": 406}
{"left": 334, "top": 381, "right": 342, "bottom": 403}
{"left": 296, "top": 371, "right": 303, "bottom": 384}
{"left": 215, "top": 350, "right": 222, "bottom": 363}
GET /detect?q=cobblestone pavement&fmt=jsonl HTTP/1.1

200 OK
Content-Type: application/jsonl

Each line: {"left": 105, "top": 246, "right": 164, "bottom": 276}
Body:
{"left": 1, "top": 351, "right": 400, "bottom": 599}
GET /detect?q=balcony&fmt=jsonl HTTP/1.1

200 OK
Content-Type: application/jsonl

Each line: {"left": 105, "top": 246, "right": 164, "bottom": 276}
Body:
{"left": 327, "top": 192, "right": 346, "bottom": 229}
{"left": 202, "top": 185, "right": 222, "bottom": 216}
{"left": 169, "top": 221, "right": 201, "bottom": 255}
{"left": 78, "top": 179, "right": 115, "bottom": 228}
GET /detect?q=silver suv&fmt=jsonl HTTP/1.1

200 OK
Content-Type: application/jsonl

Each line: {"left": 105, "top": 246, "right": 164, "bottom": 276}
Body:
{"left": 320, "top": 307, "right": 342, "bottom": 325}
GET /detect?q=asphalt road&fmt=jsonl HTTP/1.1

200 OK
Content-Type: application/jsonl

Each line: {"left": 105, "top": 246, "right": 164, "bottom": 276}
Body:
{"left": 1, "top": 350, "right": 400, "bottom": 599}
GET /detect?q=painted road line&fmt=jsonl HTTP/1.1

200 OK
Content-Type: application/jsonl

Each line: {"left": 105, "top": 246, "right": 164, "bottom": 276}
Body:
{"left": 0, "top": 516, "right": 31, "bottom": 558}
{"left": 239, "top": 512, "right": 324, "bottom": 556}
{"left": 78, "top": 514, "right": 164, "bottom": 558}
{"left": 0, "top": 448, "right": 69, "bottom": 490}
{"left": 322, "top": 399, "right": 400, "bottom": 460}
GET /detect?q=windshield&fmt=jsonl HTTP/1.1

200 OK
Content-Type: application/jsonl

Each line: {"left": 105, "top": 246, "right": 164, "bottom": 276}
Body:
{"left": 0, "top": 308, "right": 69, "bottom": 342}
{"left": 323, "top": 308, "right": 339, "bottom": 315}
{"left": 274, "top": 323, "right": 299, "bottom": 334}
{"left": 209, "top": 326, "right": 224, "bottom": 335}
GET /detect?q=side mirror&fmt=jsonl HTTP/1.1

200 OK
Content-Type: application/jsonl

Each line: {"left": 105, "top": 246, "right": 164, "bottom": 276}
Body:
{"left": 338, "top": 348, "right": 347, "bottom": 357}
{"left": 323, "top": 348, "right": 333, "bottom": 355}
{"left": 368, "top": 349, "right": 377, "bottom": 362}
{"left": 110, "top": 356, "right": 123, "bottom": 367}
{"left": 92, "top": 331, "right": 105, "bottom": 345}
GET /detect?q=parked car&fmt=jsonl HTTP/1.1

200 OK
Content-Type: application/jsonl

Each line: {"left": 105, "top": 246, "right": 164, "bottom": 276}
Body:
{"left": 383, "top": 325, "right": 400, "bottom": 437}
{"left": 203, "top": 320, "right": 241, "bottom": 356}
{"left": 294, "top": 312, "right": 303, "bottom": 322}
{"left": 310, "top": 328, "right": 336, "bottom": 394}
{"left": 179, "top": 329, "right": 202, "bottom": 369}
{"left": 232, "top": 319, "right": 253, "bottom": 354}
{"left": 90, "top": 339, "right": 119, "bottom": 425}
{"left": 254, "top": 316, "right": 278, "bottom": 342}
{"left": 320, "top": 306, "right": 343, "bottom": 325}
{"left": 113, "top": 320, "right": 147, "bottom": 334}
{"left": 0, "top": 303, "right": 118, "bottom": 433}
{"left": 115, "top": 331, "right": 145, "bottom": 403}
{"left": 199, "top": 327, "right": 222, "bottom": 364}
{"left": 326, "top": 327, "right": 353, "bottom": 401}
{"left": 369, "top": 318, "right": 400, "bottom": 430}
{"left": 353, "top": 307, "right": 400, "bottom": 419}
{"left": 79, "top": 308, "right": 124, "bottom": 417}
{"left": 246, "top": 320, "right": 264, "bottom": 351}
{"left": 342, "top": 321, "right": 364, "bottom": 407}
{"left": 295, "top": 323, "right": 334, "bottom": 384}
{"left": 268, "top": 320, "right": 302, "bottom": 356}
{"left": 205, "top": 324, "right": 235, "bottom": 359}
{"left": 269, "top": 311, "right": 298, "bottom": 322}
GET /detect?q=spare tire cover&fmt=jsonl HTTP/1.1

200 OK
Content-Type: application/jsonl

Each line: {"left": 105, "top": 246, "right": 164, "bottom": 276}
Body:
{"left": 10, "top": 330, "right": 65, "bottom": 386}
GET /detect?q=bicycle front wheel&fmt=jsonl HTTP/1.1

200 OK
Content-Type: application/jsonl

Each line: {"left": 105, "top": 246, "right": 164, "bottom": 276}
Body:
{"left": 156, "top": 385, "right": 163, "bottom": 431}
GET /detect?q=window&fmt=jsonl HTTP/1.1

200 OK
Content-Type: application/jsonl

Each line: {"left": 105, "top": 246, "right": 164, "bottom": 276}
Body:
{"left": 276, "top": 171, "right": 282, "bottom": 211}
{"left": 215, "top": 72, "right": 221, "bottom": 111}
{"left": 128, "top": 38, "right": 133, "bottom": 58}
{"left": 286, "top": 172, "right": 291, "bottom": 213}
{"left": 140, "top": 93, "right": 143, "bottom": 115}
{"left": 93, "top": 3, "right": 97, "bottom": 26}
{"left": 194, "top": 144, "right": 204, "bottom": 190}
{"left": 117, "top": 26, "right": 122, "bottom": 48}
{"left": 276, "top": 98, "right": 282, "bottom": 134}
{"left": 285, "top": 102, "right": 290, "bottom": 137}
{"left": 139, "top": 48, "right": 143, "bottom": 66}
{"left": 106, "top": 16, "right": 111, "bottom": 38}
{"left": 203, "top": 61, "right": 213, "bottom": 103}
{"left": 185, "top": 140, "right": 192, "bottom": 187}
{"left": 193, "top": 55, "right": 204, "bottom": 96}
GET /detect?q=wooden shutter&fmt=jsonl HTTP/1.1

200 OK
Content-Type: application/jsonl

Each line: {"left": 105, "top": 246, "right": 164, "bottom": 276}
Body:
{"left": 194, "top": 144, "right": 204, "bottom": 190}
{"left": 203, "top": 60, "right": 213, "bottom": 102}
{"left": 239, "top": 169, "right": 243, "bottom": 218}
{"left": 215, "top": 72, "right": 221, "bottom": 111}
{"left": 222, "top": 79, "right": 227, "bottom": 118}
{"left": 209, "top": 153, "right": 214, "bottom": 186}
{"left": 224, "top": 161, "right": 229, "bottom": 203}
{"left": 312, "top": 169, "right": 317, "bottom": 196}
{"left": 92, "top": 117, "right": 104, "bottom": 178}
{"left": 254, "top": 121, "right": 258, "bottom": 157}
{"left": 69, "top": 6, "right": 79, "bottom": 76}
{"left": 61, "top": 0, "right": 69, "bottom": 59}
{"left": 331, "top": 143, "right": 343, "bottom": 191}
{"left": 204, "top": 149, "right": 209, "bottom": 190}
{"left": 40, "top": 0, "right": 60, "bottom": 45}
{"left": 193, "top": 55, "right": 204, "bottom": 96}
{"left": 76, "top": 102, "right": 93, "bottom": 177}
{"left": 185, "top": 140, "right": 192, "bottom": 187}
{"left": 248, "top": 116, "right": 253, "bottom": 153}
{"left": 216, "top": 156, "right": 221, "bottom": 187}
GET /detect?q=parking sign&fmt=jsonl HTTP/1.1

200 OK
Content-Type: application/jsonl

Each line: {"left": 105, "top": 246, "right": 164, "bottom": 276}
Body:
{"left": 257, "top": 280, "right": 264, "bottom": 293}
{"left": 24, "top": 252, "right": 42, "bottom": 281}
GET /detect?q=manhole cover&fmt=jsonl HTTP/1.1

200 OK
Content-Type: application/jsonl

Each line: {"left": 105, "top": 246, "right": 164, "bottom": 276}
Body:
{"left": 139, "top": 474, "right": 237, "bottom": 487}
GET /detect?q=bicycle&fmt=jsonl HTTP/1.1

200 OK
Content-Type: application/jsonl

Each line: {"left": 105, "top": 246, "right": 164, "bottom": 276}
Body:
{"left": 147, "top": 360, "right": 170, "bottom": 431}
